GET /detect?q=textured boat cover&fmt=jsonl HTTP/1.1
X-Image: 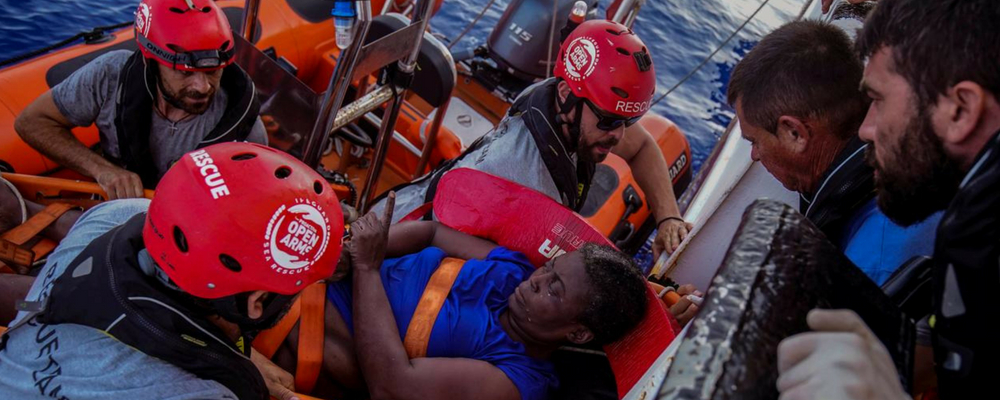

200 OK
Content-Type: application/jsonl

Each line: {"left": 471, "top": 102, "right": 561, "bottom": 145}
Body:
{"left": 432, "top": 168, "right": 680, "bottom": 398}
{"left": 658, "top": 199, "right": 915, "bottom": 400}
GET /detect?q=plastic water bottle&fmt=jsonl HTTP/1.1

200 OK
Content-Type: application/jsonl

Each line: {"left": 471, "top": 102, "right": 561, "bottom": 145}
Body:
{"left": 332, "top": 0, "right": 356, "bottom": 50}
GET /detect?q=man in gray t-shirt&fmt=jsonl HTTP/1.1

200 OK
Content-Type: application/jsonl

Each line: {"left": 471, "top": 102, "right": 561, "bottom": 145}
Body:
{"left": 14, "top": 0, "right": 266, "bottom": 199}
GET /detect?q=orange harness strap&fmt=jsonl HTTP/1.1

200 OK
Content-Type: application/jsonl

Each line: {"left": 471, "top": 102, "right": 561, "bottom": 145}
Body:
{"left": 253, "top": 297, "right": 303, "bottom": 359}
{"left": 294, "top": 282, "right": 326, "bottom": 394}
{"left": 252, "top": 282, "right": 326, "bottom": 394}
{"left": 403, "top": 257, "right": 465, "bottom": 358}
{"left": 1, "top": 203, "right": 75, "bottom": 274}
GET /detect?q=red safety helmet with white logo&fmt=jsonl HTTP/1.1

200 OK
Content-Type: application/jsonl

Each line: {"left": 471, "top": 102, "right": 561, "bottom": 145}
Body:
{"left": 144, "top": 142, "right": 343, "bottom": 299}
{"left": 134, "top": 0, "right": 235, "bottom": 71}
{"left": 554, "top": 19, "right": 656, "bottom": 119}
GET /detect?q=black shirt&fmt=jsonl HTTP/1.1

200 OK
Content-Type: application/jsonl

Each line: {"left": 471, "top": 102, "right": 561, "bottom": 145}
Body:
{"left": 931, "top": 130, "right": 1000, "bottom": 398}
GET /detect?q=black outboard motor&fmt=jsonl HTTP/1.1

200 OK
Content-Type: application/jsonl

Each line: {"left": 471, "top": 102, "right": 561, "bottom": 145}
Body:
{"left": 487, "top": 0, "right": 598, "bottom": 81}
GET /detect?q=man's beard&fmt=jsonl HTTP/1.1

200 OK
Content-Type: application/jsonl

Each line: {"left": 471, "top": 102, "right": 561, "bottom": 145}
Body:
{"left": 579, "top": 137, "right": 619, "bottom": 163}
{"left": 866, "top": 111, "right": 963, "bottom": 226}
{"left": 158, "top": 77, "right": 214, "bottom": 115}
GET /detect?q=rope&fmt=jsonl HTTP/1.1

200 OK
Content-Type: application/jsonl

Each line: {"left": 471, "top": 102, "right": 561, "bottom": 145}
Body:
{"left": 650, "top": 0, "right": 772, "bottom": 107}
{"left": 0, "top": 22, "right": 133, "bottom": 69}
{"left": 446, "top": 0, "right": 499, "bottom": 50}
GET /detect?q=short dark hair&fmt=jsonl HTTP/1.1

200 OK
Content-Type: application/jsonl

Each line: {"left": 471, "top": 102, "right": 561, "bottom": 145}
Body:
{"left": 856, "top": 0, "right": 1000, "bottom": 112}
{"left": 727, "top": 20, "right": 869, "bottom": 139}
{"left": 577, "top": 244, "right": 648, "bottom": 345}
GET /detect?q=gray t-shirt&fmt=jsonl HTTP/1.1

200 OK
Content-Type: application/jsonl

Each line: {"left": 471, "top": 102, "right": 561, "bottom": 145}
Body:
{"left": 372, "top": 94, "right": 570, "bottom": 223}
{"left": 51, "top": 50, "right": 267, "bottom": 177}
{"left": 0, "top": 199, "right": 237, "bottom": 400}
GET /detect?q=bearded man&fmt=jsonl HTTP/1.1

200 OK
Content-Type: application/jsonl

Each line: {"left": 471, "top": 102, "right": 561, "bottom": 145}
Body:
{"left": 14, "top": 0, "right": 267, "bottom": 199}
{"left": 776, "top": 1, "right": 1000, "bottom": 398}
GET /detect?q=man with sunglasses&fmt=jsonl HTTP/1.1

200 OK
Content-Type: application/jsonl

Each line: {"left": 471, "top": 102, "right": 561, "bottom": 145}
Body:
{"left": 374, "top": 19, "right": 690, "bottom": 258}
{"left": 14, "top": 0, "right": 266, "bottom": 199}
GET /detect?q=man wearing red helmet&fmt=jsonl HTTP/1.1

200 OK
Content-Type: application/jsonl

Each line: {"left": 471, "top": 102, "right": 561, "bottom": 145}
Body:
{"left": 14, "top": 0, "right": 267, "bottom": 200}
{"left": 0, "top": 142, "right": 340, "bottom": 400}
{"left": 373, "top": 19, "right": 689, "bottom": 258}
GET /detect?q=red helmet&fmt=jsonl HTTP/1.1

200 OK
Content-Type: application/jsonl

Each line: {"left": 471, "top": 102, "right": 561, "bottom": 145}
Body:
{"left": 554, "top": 20, "right": 656, "bottom": 118}
{"left": 144, "top": 142, "right": 343, "bottom": 299}
{"left": 134, "top": 0, "right": 235, "bottom": 71}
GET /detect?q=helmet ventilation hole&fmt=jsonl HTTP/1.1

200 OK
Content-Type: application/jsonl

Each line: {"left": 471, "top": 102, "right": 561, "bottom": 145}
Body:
{"left": 173, "top": 227, "right": 189, "bottom": 253}
{"left": 314, "top": 181, "right": 324, "bottom": 194}
{"left": 168, "top": 7, "right": 185, "bottom": 13}
{"left": 231, "top": 153, "right": 257, "bottom": 161}
{"left": 616, "top": 47, "right": 630, "bottom": 56}
{"left": 606, "top": 28, "right": 621, "bottom": 36}
{"left": 275, "top": 166, "right": 292, "bottom": 179}
{"left": 611, "top": 87, "right": 629, "bottom": 99}
{"left": 219, "top": 254, "right": 242, "bottom": 272}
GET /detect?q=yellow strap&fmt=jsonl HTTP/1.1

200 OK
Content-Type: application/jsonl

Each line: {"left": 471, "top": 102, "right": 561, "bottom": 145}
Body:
{"left": 404, "top": 257, "right": 466, "bottom": 358}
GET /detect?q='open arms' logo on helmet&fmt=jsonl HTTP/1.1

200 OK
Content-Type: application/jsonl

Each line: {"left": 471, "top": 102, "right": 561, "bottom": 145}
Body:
{"left": 264, "top": 198, "right": 331, "bottom": 274}
{"left": 563, "top": 36, "right": 599, "bottom": 81}
{"left": 136, "top": 3, "right": 152, "bottom": 37}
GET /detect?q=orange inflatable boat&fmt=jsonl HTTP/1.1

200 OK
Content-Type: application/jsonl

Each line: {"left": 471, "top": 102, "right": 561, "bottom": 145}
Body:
{"left": 0, "top": 0, "right": 690, "bottom": 252}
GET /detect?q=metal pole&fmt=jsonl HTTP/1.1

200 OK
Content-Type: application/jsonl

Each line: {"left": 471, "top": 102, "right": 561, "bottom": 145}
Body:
{"left": 302, "top": 0, "right": 373, "bottom": 168}
{"left": 356, "top": 0, "right": 435, "bottom": 211}
{"left": 413, "top": 97, "right": 451, "bottom": 179}
{"left": 611, "top": 0, "right": 645, "bottom": 26}
{"left": 241, "top": 0, "right": 262, "bottom": 41}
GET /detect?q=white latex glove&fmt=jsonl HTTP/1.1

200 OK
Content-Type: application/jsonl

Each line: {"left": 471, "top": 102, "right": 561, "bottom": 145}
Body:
{"left": 776, "top": 309, "right": 910, "bottom": 400}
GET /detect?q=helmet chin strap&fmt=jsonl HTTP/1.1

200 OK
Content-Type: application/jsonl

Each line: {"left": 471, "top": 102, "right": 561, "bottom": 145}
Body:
{"left": 557, "top": 93, "right": 585, "bottom": 151}
{"left": 209, "top": 293, "right": 297, "bottom": 346}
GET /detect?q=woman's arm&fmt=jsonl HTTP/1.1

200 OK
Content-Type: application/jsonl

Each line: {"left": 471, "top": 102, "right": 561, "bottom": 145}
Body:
{"left": 349, "top": 195, "right": 520, "bottom": 400}
{"left": 385, "top": 221, "right": 497, "bottom": 260}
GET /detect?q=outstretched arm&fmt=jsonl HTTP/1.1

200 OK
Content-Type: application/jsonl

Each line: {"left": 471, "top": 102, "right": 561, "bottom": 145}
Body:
{"left": 385, "top": 220, "right": 497, "bottom": 260}
{"left": 14, "top": 91, "right": 143, "bottom": 199}
{"left": 350, "top": 194, "right": 521, "bottom": 400}
{"left": 612, "top": 123, "right": 691, "bottom": 258}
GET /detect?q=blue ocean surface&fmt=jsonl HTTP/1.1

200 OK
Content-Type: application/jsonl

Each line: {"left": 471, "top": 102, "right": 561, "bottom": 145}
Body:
{"left": 0, "top": 0, "right": 808, "bottom": 268}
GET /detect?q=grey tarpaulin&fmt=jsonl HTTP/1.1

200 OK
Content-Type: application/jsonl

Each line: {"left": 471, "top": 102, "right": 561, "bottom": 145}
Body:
{"left": 658, "top": 200, "right": 914, "bottom": 399}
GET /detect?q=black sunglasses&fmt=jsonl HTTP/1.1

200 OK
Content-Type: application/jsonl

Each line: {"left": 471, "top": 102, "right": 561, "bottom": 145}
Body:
{"left": 583, "top": 99, "right": 641, "bottom": 131}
